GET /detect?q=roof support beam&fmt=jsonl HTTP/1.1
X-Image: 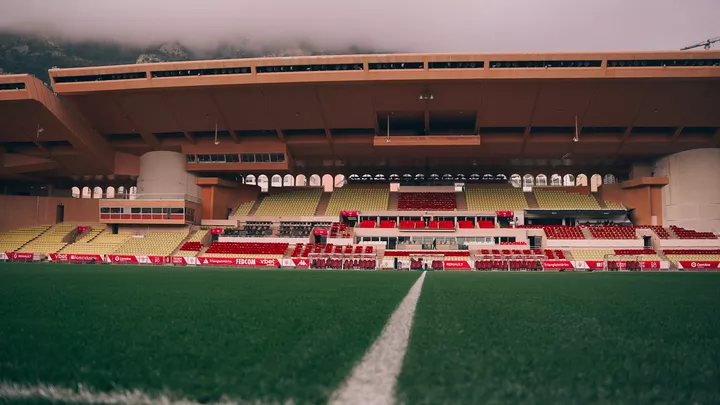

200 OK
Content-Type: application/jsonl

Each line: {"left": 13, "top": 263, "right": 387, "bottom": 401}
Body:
{"left": 424, "top": 100, "right": 430, "bottom": 135}
{"left": 313, "top": 87, "right": 333, "bottom": 141}
{"left": 209, "top": 91, "right": 238, "bottom": 143}
{"left": 672, "top": 82, "right": 714, "bottom": 142}
{"left": 158, "top": 93, "right": 195, "bottom": 144}
{"left": 616, "top": 84, "right": 652, "bottom": 155}
{"left": 370, "top": 85, "right": 380, "bottom": 136}
{"left": 113, "top": 96, "right": 160, "bottom": 150}
{"left": 260, "top": 87, "right": 286, "bottom": 142}
{"left": 521, "top": 84, "right": 542, "bottom": 155}
{"left": 474, "top": 84, "right": 484, "bottom": 135}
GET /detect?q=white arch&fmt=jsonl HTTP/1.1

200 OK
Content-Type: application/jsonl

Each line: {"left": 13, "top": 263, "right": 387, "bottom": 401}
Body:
{"left": 536, "top": 174, "right": 548, "bottom": 187}
{"left": 550, "top": 174, "right": 562, "bottom": 186}
{"left": 283, "top": 175, "right": 295, "bottom": 187}
{"left": 576, "top": 174, "right": 588, "bottom": 186}
{"left": 271, "top": 174, "right": 283, "bottom": 188}
{"left": 603, "top": 174, "right": 617, "bottom": 184}
{"left": 309, "top": 174, "right": 322, "bottom": 187}
{"left": 257, "top": 175, "right": 269, "bottom": 192}
{"left": 322, "top": 174, "right": 334, "bottom": 192}
{"left": 105, "top": 186, "right": 115, "bottom": 199}
{"left": 510, "top": 174, "right": 521, "bottom": 188}
{"left": 81, "top": 186, "right": 91, "bottom": 199}
{"left": 590, "top": 174, "right": 603, "bottom": 192}
{"left": 523, "top": 174, "right": 534, "bottom": 187}
{"left": 93, "top": 186, "right": 103, "bottom": 199}
{"left": 296, "top": 174, "right": 307, "bottom": 187}
{"left": 563, "top": 174, "right": 575, "bottom": 187}
{"left": 334, "top": 174, "right": 346, "bottom": 188}
{"left": 245, "top": 175, "right": 256, "bottom": 185}
{"left": 71, "top": 187, "right": 81, "bottom": 198}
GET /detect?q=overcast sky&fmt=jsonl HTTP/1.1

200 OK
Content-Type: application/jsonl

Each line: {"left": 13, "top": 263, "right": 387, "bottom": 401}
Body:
{"left": 1, "top": 0, "right": 718, "bottom": 53}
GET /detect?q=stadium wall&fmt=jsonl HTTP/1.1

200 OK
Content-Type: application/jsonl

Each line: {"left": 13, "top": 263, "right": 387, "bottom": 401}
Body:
{"left": 197, "top": 178, "right": 259, "bottom": 220}
{"left": 599, "top": 181, "right": 664, "bottom": 226}
{"left": 654, "top": 148, "right": 720, "bottom": 232}
{"left": 0, "top": 195, "right": 99, "bottom": 232}
{"left": 137, "top": 151, "right": 200, "bottom": 199}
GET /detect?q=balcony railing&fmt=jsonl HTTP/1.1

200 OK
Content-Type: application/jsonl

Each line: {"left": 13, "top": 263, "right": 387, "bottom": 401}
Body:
{"left": 103, "top": 193, "right": 201, "bottom": 204}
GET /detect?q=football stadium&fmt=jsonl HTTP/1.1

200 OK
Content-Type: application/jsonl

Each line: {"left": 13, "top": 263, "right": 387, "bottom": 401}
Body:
{"left": 1, "top": 50, "right": 720, "bottom": 404}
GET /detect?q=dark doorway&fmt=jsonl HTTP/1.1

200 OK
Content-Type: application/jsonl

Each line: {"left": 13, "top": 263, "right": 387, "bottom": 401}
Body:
{"left": 55, "top": 203, "right": 65, "bottom": 223}
{"left": 111, "top": 224, "right": 119, "bottom": 234}
{"left": 643, "top": 235, "right": 653, "bottom": 250}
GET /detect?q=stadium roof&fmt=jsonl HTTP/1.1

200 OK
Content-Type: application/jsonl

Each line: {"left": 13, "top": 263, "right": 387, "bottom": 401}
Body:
{"left": 2, "top": 50, "right": 720, "bottom": 181}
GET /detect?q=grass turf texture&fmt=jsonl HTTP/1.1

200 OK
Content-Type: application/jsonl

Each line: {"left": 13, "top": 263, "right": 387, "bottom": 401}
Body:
{"left": 0, "top": 264, "right": 419, "bottom": 405}
{"left": 398, "top": 272, "right": 720, "bottom": 405}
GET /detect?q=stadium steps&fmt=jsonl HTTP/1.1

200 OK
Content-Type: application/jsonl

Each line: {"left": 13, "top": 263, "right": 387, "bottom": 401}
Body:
{"left": 455, "top": 192, "right": 468, "bottom": 210}
{"left": 247, "top": 195, "right": 267, "bottom": 216}
{"left": 667, "top": 227, "right": 679, "bottom": 238}
{"left": 15, "top": 225, "right": 53, "bottom": 252}
{"left": 388, "top": 192, "right": 399, "bottom": 210}
{"left": 170, "top": 230, "right": 198, "bottom": 256}
{"left": 593, "top": 194, "right": 608, "bottom": 209}
{"left": 581, "top": 227, "right": 594, "bottom": 239}
{"left": 524, "top": 191, "right": 540, "bottom": 209}
{"left": 563, "top": 250, "right": 575, "bottom": 260}
{"left": 314, "top": 192, "right": 332, "bottom": 216}
{"left": 657, "top": 251, "right": 676, "bottom": 270}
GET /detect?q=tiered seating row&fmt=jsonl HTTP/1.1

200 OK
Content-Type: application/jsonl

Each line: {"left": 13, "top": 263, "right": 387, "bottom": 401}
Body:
{"left": 0, "top": 226, "right": 50, "bottom": 253}
{"left": 670, "top": 226, "right": 718, "bottom": 239}
{"left": 254, "top": 189, "right": 322, "bottom": 216}
{"left": 17, "top": 224, "right": 76, "bottom": 254}
{"left": 115, "top": 232, "right": 189, "bottom": 256}
{"left": 325, "top": 188, "right": 389, "bottom": 216}
{"left": 466, "top": 188, "right": 528, "bottom": 211}
{"left": 518, "top": 225, "right": 585, "bottom": 239}
{"left": 397, "top": 193, "right": 457, "bottom": 210}
{"left": 534, "top": 189, "right": 601, "bottom": 210}
{"left": 636, "top": 225, "right": 671, "bottom": 239}
{"left": 585, "top": 225, "right": 637, "bottom": 239}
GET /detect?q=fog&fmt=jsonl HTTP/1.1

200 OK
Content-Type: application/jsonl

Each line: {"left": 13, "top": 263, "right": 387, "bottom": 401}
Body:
{"left": 1, "top": 0, "right": 718, "bottom": 53}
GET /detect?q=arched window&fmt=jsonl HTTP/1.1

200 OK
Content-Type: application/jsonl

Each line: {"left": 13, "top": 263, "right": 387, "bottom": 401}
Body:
{"left": 402, "top": 174, "right": 413, "bottom": 182}
{"left": 442, "top": 174, "right": 453, "bottom": 181}
{"left": 374, "top": 174, "right": 385, "bottom": 181}
{"left": 576, "top": 174, "right": 588, "bottom": 186}
{"left": 603, "top": 174, "right": 617, "bottom": 184}
{"left": 322, "top": 174, "right": 334, "bottom": 191}
{"left": 246, "top": 175, "right": 256, "bottom": 185}
{"left": 296, "top": 174, "right": 307, "bottom": 186}
{"left": 105, "top": 186, "right": 115, "bottom": 199}
{"left": 309, "top": 174, "right": 322, "bottom": 187}
{"left": 550, "top": 174, "right": 562, "bottom": 186}
{"left": 483, "top": 174, "right": 494, "bottom": 180}
{"left": 495, "top": 174, "right": 507, "bottom": 181}
{"left": 523, "top": 174, "right": 534, "bottom": 187}
{"left": 456, "top": 174, "right": 466, "bottom": 180}
{"left": 71, "top": 187, "right": 81, "bottom": 198}
{"left": 361, "top": 174, "right": 372, "bottom": 181}
{"left": 563, "top": 174, "right": 575, "bottom": 186}
{"left": 334, "top": 174, "right": 346, "bottom": 188}
{"left": 510, "top": 174, "right": 521, "bottom": 187}
{"left": 81, "top": 186, "right": 91, "bottom": 198}
{"left": 271, "top": 174, "right": 283, "bottom": 188}
{"left": 389, "top": 174, "right": 400, "bottom": 181}
{"left": 348, "top": 174, "right": 360, "bottom": 182}
{"left": 283, "top": 175, "right": 294, "bottom": 187}
{"left": 536, "top": 174, "right": 548, "bottom": 186}
{"left": 415, "top": 174, "right": 425, "bottom": 181}
{"left": 93, "top": 186, "right": 103, "bottom": 199}
{"left": 117, "top": 186, "right": 126, "bottom": 197}
{"left": 590, "top": 174, "right": 603, "bottom": 192}
{"left": 429, "top": 173, "right": 440, "bottom": 181}
{"left": 257, "top": 175, "right": 269, "bottom": 192}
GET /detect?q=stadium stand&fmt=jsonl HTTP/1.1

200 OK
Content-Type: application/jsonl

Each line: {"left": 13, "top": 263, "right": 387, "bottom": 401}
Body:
{"left": 457, "top": 220, "right": 475, "bottom": 228}
{"left": 358, "top": 219, "right": 377, "bottom": 228}
{"left": 465, "top": 188, "right": 528, "bottom": 211}
{"left": 16, "top": 223, "right": 77, "bottom": 254}
{"left": 428, "top": 220, "right": 455, "bottom": 229}
{"left": 325, "top": 187, "right": 390, "bottom": 215}
{"left": 571, "top": 249, "right": 662, "bottom": 261}
{"left": 225, "top": 222, "right": 272, "bottom": 236}
{"left": 60, "top": 231, "right": 135, "bottom": 255}
{"left": 534, "top": 189, "right": 601, "bottom": 210}
{"left": 201, "top": 242, "right": 289, "bottom": 258}
{"left": 329, "top": 222, "right": 352, "bottom": 238}
{"left": 0, "top": 226, "right": 50, "bottom": 253}
{"left": 232, "top": 201, "right": 255, "bottom": 216}
{"left": 279, "top": 222, "right": 323, "bottom": 237}
{"left": 669, "top": 226, "right": 718, "bottom": 239}
{"left": 663, "top": 249, "right": 720, "bottom": 264}
{"left": 636, "top": 225, "right": 672, "bottom": 239}
{"left": 253, "top": 189, "right": 322, "bottom": 216}
{"left": 585, "top": 225, "right": 637, "bottom": 239}
{"left": 518, "top": 225, "right": 585, "bottom": 239}
{"left": 75, "top": 226, "right": 105, "bottom": 242}
{"left": 379, "top": 220, "right": 396, "bottom": 228}
{"left": 114, "top": 231, "right": 189, "bottom": 256}
{"left": 604, "top": 200, "right": 625, "bottom": 210}
{"left": 397, "top": 193, "right": 457, "bottom": 210}
{"left": 399, "top": 220, "right": 426, "bottom": 229}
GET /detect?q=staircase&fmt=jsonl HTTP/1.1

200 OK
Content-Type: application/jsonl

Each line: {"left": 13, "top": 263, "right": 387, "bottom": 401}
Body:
{"left": 14, "top": 226, "right": 52, "bottom": 252}
{"left": 592, "top": 193, "right": 608, "bottom": 209}
{"left": 580, "top": 227, "right": 593, "bottom": 239}
{"left": 657, "top": 251, "right": 676, "bottom": 270}
{"left": 667, "top": 227, "right": 679, "bottom": 238}
{"left": 455, "top": 192, "right": 468, "bottom": 210}
{"left": 524, "top": 191, "right": 540, "bottom": 209}
{"left": 247, "top": 195, "right": 267, "bottom": 216}
{"left": 170, "top": 230, "right": 197, "bottom": 256}
{"left": 563, "top": 250, "right": 575, "bottom": 260}
{"left": 314, "top": 192, "right": 332, "bottom": 216}
{"left": 388, "top": 192, "right": 399, "bottom": 210}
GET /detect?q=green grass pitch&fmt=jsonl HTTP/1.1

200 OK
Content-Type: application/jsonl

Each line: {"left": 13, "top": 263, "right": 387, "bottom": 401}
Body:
{"left": 0, "top": 264, "right": 419, "bottom": 404}
{"left": 1, "top": 265, "right": 720, "bottom": 405}
{"left": 398, "top": 272, "right": 720, "bottom": 405}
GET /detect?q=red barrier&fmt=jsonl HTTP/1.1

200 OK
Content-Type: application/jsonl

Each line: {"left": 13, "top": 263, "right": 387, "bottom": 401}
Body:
{"left": 6, "top": 252, "right": 36, "bottom": 261}
{"left": 196, "top": 257, "right": 280, "bottom": 267}
{"left": 584, "top": 260, "right": 660, "bottom": 270}
{"left": 107, "top": 255, "right": 166, "bottom": 265}
{"left": 210, "top": 228, "right": 224, "bottom": 235}
{"left": 444, "top": 260, "right": 472, "bottom": 270}
{"left": 292, "top": 258, "right": 310, "bottom": 268}
{"left": 49, "top": 253, "right": 104, "bottom": 263}
{"left": 678, "top": 261, "right": 720, "bottom": 270}
{"left": 542, "top": 260, "right": 574, "bottom": 270}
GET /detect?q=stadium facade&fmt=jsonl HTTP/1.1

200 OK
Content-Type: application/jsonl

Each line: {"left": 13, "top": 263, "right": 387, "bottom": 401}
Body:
{"left": 0, "top": 50, "right": 719, "bottom": 270}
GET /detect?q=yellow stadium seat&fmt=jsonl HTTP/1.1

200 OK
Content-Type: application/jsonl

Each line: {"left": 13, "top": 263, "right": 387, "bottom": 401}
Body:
{"left": 325, "top": 187, "right": 389, "bottom": 215}
{"left": 253, "top": 189, "right": 322, "bottom": 216}
{"left": 534, "top": 189, "right": 601, "bottom": 210}
{"left": 466, "top": 188, "right": 529, "bottom": 211}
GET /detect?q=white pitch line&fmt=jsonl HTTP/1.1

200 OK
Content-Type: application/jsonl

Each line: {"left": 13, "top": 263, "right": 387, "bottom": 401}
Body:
{"left": 328, "top": 271, "right": 427, "bottom": 405}
{"left": 0, "top": 381, "right": 292, "bottom": 405}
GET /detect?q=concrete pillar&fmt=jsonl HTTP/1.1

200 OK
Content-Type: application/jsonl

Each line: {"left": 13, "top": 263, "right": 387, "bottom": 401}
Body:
{"left": 137, "top": 151, "right": 200, "bottom": 199}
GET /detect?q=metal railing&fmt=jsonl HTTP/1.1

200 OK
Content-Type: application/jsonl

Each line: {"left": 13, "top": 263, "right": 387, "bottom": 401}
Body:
{"left": 103, "top": 193, "right": 201, "bottom": 204}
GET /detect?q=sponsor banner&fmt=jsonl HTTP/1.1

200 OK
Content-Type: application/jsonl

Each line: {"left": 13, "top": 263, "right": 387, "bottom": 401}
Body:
{"left": 291, "top": 258, "right": 310, "bottom": 269}
{"left": 170, "top": 256, "right": 199, "bottom": 266}
{"left": 584, "top": 260, "right": 661, "bottom": 270}
{"left": 210, "top": 228, "right": 224, "bottom": 235}
{"left": 444, "top": 260, "right": 472, "bottom": 270}
{"left": 543, "top": 260, "right": 575, "bottom": 270}
{"left": 6, "top": 252, "right": 37, "bottom": 261}
{"left": 0, "top": 252, "right": 7, "bottom": 261}
{"left": 49, "top": 253, "right": 104, "bottom": 263}
{"left": 196, "top": 257, "right": 280, "bottom": 267}
{"left": 678, "top": 261, "right": 720, "bottom": 270}
{"left": 496, "top": 210, "right": 514, "bottom": 218}
{"left": 108, "top": 255, "right": 166, "bottom": 265}
{"left": 77, "top": 226, "right": 89, "bottom": 233}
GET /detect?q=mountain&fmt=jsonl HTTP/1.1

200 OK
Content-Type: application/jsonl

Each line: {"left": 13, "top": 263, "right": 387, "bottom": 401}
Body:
{"left": 0, "top": 31, "right": 386, "bottom": 83}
